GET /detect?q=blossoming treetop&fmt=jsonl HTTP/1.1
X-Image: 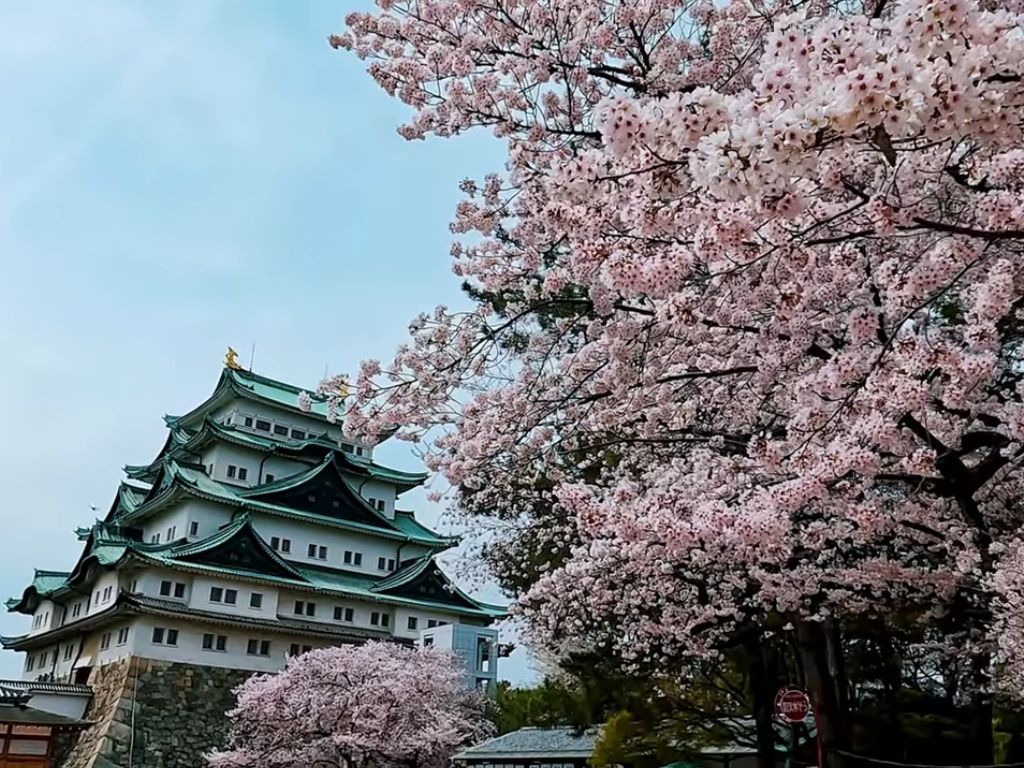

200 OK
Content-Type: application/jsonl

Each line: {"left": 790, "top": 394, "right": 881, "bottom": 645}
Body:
{"left": 331, "top": 0, "right": 1024, "bottom": 760}
{"left": 208, "top": 643, "right": 492, "bottom": 768}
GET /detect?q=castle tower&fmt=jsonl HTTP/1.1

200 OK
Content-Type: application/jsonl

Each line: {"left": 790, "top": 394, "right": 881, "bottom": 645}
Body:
{"left": 1, "top": 363, "right": 504, "bottom": 768}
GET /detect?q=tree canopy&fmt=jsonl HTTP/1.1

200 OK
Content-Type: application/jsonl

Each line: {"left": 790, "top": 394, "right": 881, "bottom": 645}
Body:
{"left": 208, "top": 643, "right": 492, "bottom": 768}
{"left": 327, "top": 0, "right": 1024, "bottom": 760}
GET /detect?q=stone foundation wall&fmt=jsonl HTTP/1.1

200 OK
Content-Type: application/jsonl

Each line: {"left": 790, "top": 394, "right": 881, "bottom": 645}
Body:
{"left": 60, "top": 658, "right": 250, "bottom": 768}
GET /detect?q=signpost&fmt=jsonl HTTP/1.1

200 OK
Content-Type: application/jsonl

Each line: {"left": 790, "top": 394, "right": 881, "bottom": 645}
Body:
{"left": 775, "top": 688, "right": 819, "bottom": 768}
{"left": 774, "top": 688, "right": 811, "bottom": 723}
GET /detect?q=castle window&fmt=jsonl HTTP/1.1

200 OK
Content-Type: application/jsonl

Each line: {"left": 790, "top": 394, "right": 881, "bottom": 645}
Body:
{"left": 281, "top": 539, "right": 291, "bottom": 553}
{"left": 227, "top": 466, "right": 237, "bottom": 479}
{"left": 290, "top": 429, "right": 305, "bottom": 440}
{"left": 117, "top": 628, "right": 130, "bottom": 645}
{"left": 274, "top": 425, "right": 288, "bottom": 436}
{"left": 407, "top": 617, "right": 418, "bottom": 631}
{"left": 189, "top": 521, "right": 199, "bottom": 536}
{"left": 244, "top": 416, "right": 253, "bottom": 427}
{"left": 343, "top": 550, "right": 363, "bottom": 566}
{"left": 371, "top": 612, "right": 389, "bottom": 627}
{"left": 271, "top": 537, "right": 280, "bottom": 549}
{"left": 294, "top": 601, "right": 316, "bottom": 617}
{"left": 307, "top": 544, "right": 317, "bottom": 557}
{"left": 341, "top": 443, "right": 353, "bottom": 454}
{"left": 376, "top": 500, "right": 386, "bottom": 512}
{"left": 246, "top": 639, "right": 271, "bottom": 656}
{"left": 152, "top": 628, "right": 179, "bottom": 645}
{"left": 423, "top": 637, "right": 434, "bottom": 647}
{"left": 209, "top": 587, "right": 223, "bottom": 603}
{"left": 333, "top": 606, "right": 355, "bottom": 622}
{"left": 159, "top": 580, "right": 183, "bottom": 597}
{"left": 427, "top": 620, "right": 438, "bottom": 628}
{"left": 378, "top": 557, "right": 387, "bottom": 571}
{"left": 250, "top": 593, "right": 263, "bottom": 609}
{"left": 238, "top": 468, "right": 248, "bottom": 481}
{"left": 224, "top": 589, "right": 238, "bottom": 605}
{"left": 99, "top": 634, "right": 111, "bottom": 651}
{"left": 265, "top": 474, "right": 275, "bottom": 483}
{"left": 203, "top": 634, "right": 228, "bottom": 652}
{"left": 255, "top": 419, "right": 271, "bottom": 432}
{"left": 64, "top": 644, "right": 74, "bottom": 660}
{"left": 167, "top": 525, "right": 176, "bottom": 540}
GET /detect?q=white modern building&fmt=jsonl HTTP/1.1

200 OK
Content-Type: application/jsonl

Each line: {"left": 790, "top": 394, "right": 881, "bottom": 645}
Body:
{"left": 3, "top": 362, "right": 504, "bottom": 688}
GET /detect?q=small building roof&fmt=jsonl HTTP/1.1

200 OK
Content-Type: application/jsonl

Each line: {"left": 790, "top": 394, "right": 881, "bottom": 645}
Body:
{"left": 0, "top": 704, "right": 91, "bottom": 729}
{"left": 0, "top": 680, "right": 92, "bottom": 696}
{"left": 454, "top": 728, "right": 600, "bottom": 761}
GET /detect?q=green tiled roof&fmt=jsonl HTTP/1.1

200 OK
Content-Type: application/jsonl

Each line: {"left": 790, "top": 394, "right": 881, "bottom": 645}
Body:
{"left": 391, "top": 509, "right": 449, "bottom": 541}
{"left": 117, "top": 458, "right": 453, "bottom": 548}
{"left": 5, "top": 570, "right": 71, "bottom": 613}
{"left": 166, "top": 368, "right": 335, "bottom": 428}
{"left": 8, "top": 517, "right": 503, "bottom": 620}
{"left": 371, "top": 556, "right": 507, "bottom": 615}
{"left": 7, "top": 365, "right": 504, "bottom": 627}
{"left": 3, "top": 592, "right": 398, "bottom": 652}
{"left": 128, "top": 418, "right": 427, "bottom": 492}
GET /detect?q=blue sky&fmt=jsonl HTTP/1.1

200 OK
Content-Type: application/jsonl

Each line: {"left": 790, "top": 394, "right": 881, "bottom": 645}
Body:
{"left": 0, "top": 1, "right": 536, "bottom": 683}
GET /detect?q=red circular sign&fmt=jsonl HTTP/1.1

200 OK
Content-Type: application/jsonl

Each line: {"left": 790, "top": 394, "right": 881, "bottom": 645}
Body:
{"left": 774, "top": 688, "right": 811, "bottom": 723}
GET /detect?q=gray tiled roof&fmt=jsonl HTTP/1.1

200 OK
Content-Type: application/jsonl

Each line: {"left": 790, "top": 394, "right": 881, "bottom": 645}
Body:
{"left": 0, "top": 679, "right": 92, "bottom": 695}
{"left": 454, "top": 727, "right": 599, "bottom": 760}
{"left": 0, "top": 705, "right": 91, "bottom": 728}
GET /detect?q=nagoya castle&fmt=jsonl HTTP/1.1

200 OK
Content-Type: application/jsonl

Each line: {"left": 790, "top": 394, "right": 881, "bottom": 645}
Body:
{"left": 0, "top": 355, "right": 503, "bottom": 768}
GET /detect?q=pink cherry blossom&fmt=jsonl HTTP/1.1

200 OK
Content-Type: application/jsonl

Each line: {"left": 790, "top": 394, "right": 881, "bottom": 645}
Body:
{"left": 330, "top": 0, "right": 1024, "bottom": 717}
{"left": 208, "top": 642, "right": 491, "bottom": 768}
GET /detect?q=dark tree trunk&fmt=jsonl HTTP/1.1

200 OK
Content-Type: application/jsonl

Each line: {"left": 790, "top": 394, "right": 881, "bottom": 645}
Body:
{"left": 797, "top": 620, "right": 849, "bottom": 768}
{"left": 745, "top": 632, "right": 778, "bottom": 768}
{"left": 966, "top": 662, "right": 994, "bottom": 764}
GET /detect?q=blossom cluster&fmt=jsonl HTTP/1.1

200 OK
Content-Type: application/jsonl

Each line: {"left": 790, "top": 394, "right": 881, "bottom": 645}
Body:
{"left": 335, "top": 0, "right": 1024, "bottom": 690}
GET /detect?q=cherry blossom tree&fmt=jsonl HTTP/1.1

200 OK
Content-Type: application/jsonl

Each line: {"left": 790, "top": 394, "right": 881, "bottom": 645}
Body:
{"left": 207, "top": 643, "right": 492, "bottom": 768}
{"left": 328, "top": 0, "right": 1024, "bottom": 759}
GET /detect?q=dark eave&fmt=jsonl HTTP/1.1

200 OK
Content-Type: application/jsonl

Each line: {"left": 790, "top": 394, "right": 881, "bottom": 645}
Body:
{"left": 3, "top": 593, "right": 401, "bottom": 651}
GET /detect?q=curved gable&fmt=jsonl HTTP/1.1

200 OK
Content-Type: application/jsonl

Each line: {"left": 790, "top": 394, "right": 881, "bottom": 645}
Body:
{"left": 374, "top": 559, "right": 481, "bottom": 611}
{"left": 169, "top": 517, "right": 306, "bottom": 581}
{"left": 244, "top": 457, "right": 395, "bottom": 531}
